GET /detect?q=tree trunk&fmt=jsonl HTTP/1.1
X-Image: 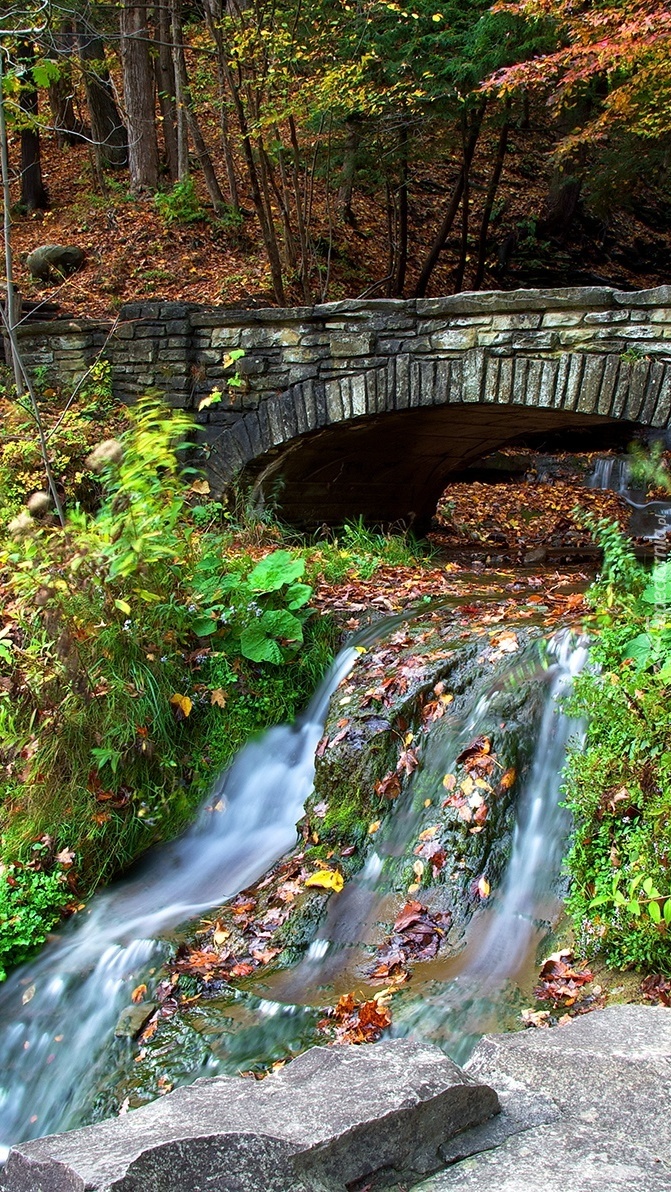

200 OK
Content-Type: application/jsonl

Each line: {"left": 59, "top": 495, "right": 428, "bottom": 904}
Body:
{"left": 171, "top": 0, "right": 226, "bottom": 211}
{"left": 212, "top": 39, "right": 286, "bottom": 301}
{"left": 414, "top": 101, "right": 486, "bottom": 299}
{"left": 203, "top": 0, "right": 240, "bottom": 210}
{"left": 120, "top": 1, "right": 160, "bottom": 191}
{"left": 473, "top": 114, "right": 510, "bottom": 290}
{"left": 18, "top": 41, "right": 49, "bottom": 211}
{"left": 392, "top": 121, "right": 408, "bottom": 297}
{"left": 154, "top": 2, "right": 178, "bottom": 179}
{"left": 47, "top": 22, "right": 89, "bottom": 148}
{"left": 453, "top": 122, "right": 471, "bottom": 294}
{"left": 337, "top": 113, "right": 361, "bottom": 225}
{"left": 79, "top": 26, "right": 128, "bottom": 167}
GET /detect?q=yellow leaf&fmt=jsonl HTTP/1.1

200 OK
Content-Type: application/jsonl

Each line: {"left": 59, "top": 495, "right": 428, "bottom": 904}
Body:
{"left": 213, "top": 926, "right": 230, "bottom": 947}
{"left": 305, "top": 870, "right": 344, "bottom": 893}
{"left": 131, "top": 984, "right": 147, "bottom": 1004}
{"left": 418, "top": 825, "right": 438, "bottom": 841}
{"left": 170, "top": 693, "right": 193, "bottom": 717}
{"left": 403, "top": 731, "right": 414, "bottom": 747}
{"left": 114, "top": 599, "right": 131, "bottom": 615}
{"left": 368, "top": 820, "right": 381, "bottom": 835}
{"left": 477, "top": 876, "right": 491, "bottom": 899}
{"left": 210, "top": 688, "right": 227, "bottom": 708}
{"left": 355, "top": 645, "right": 367, "bottom": 654}
{"left": 407, "top": 882, "right": 420, "bottom": 894}
{"left": 442, "top": 773, "right": 456, "bottom": 791}
{"left": 190, "top": 479, "right": 211, "bottom": 495}
{"left": 413, "top": 859, "right": 424, "bottom": 879}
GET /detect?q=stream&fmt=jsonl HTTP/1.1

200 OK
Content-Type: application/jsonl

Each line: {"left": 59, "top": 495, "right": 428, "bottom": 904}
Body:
{"left": 0, "top": 611, "right": 588, "bottom": 1160}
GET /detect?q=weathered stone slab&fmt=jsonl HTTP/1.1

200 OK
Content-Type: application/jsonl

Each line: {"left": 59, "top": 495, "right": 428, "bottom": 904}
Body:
{"left": 411, "top": 1006, "right": 671, "bottom": 1192}
{"left": 4, "top": 1040, "right": 500, "bottom": 1192}
{"left": 415, "top": 1118, "right": 671, "bottom": 1191}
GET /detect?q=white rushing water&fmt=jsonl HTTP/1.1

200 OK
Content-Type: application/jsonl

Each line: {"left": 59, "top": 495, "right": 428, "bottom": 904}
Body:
{"left": 0, "top": 625, "right": 588, "bottom": 1156}
{"left": 0, "top": 648, "right": 358, "bottom": 1157}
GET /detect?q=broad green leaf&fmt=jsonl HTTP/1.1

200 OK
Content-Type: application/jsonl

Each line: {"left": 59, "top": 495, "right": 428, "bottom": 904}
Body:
{"left": 285, "top": 581, "right": 312, "bottom": 609}
{"left": 248, "top": 550, "right": 304, "bottom": 593}
{"left": 648, "top": 901, "right": 662, "bottom": 924}
{"left": 192, "top": 615, "right": 218, "bottom": 637}
{"left": 627, "top": 900, "right": 641, "bottom": 916}
{"left": 259, "top": 608, "right": 303, "bottom": 642}
{"left": 622, "top": 633, "right": 653, "bottom": 666}
{"left": 114, "top": 598, "right": 132, "bottom": 615}
{"left": 664, "top": 899, "right": 671, "bottom": 925}
{"left": 240, "top": 623, "right": 283, "bottom": 665}
{"left": 642, "top": 560, "right": 671, "bottom": 606}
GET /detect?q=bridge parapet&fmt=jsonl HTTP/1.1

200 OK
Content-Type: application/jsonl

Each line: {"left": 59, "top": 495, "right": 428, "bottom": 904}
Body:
{"left": 12, "top": 285, "right": 671, "bottom": 525}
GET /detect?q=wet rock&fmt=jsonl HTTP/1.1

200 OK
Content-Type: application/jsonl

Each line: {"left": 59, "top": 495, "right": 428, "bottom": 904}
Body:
{"left": 114, "top": 1003, "right": 157, "bottom": 1039}
{"left": 4, "top": 1039, "right": 500, "bottom": 1192}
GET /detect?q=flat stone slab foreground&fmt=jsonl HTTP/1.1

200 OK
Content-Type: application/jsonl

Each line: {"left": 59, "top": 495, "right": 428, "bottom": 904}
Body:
{"left": 413, "top": 1004, "right": 671, "bottom": 1192}
{"left": 2, "top": 1039, "right": 499, "bottom": 1192}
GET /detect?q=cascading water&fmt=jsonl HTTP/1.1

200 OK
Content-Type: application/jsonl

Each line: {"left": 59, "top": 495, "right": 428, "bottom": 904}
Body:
{"left": 588, "top": 453, "right": 671, "bottom": 542}
{"left": 0, "top": 648, "right": 358, "bottom": 1158}
{"left": 0, "top": 622, "right": 588, "bottom": 1159}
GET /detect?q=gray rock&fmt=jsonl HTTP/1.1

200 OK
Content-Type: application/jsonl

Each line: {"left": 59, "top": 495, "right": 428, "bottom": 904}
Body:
{"left": 415, "top": 1119, "right": 671, "bottom": 1191}
{"left": 411, "top": 1006, "right": 671, "bottom": 1191}
{"left": 4, "top": 1040, "right": 500, "bottom": 1192}
{"left": 26, "top": 246, "right": 85, "bottom": 283}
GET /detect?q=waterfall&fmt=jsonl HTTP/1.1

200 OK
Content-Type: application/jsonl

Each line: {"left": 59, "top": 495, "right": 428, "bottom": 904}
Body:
{"left": 0, "top": 649, "right": 358, "bottom": 1157}
{"left": 588, "top": 454, "right": 671, "bottom": 543}
{"left": 0, "top": 627, "right": 587, "bottom": 1157}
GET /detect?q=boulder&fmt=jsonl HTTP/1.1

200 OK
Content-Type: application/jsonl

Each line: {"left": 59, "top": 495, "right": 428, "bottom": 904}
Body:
{"left": 26, "top": 246, "right": 85, "bottom": 283}
{"left": 3, "top": 1039, "right": 500, "bottom": 1192}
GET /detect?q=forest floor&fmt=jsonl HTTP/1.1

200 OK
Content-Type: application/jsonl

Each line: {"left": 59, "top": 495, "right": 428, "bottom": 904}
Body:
{"left": 8, "top": 113, "right": 671, "bottom": 320}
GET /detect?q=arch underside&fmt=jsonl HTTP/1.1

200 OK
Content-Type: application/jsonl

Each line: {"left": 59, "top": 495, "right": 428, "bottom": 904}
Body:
{"left": 243, "top": 404, "right": 634, "bottom": 530}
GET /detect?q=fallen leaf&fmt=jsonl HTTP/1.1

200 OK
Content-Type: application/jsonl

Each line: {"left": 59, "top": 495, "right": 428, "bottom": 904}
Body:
{"left": 170, "top": 692, "right": 192, "bottom": 718}
{"left": 305, "top": 870, "right": 345, "bottom": 893}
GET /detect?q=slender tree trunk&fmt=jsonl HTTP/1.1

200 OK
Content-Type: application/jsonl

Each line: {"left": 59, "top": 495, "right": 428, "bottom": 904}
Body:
{"left": 337, "top": 113, "right": 360, "bottom": 224}
{"left": 203, "top": 0, "right": 240, "bottom": 210}
{"left": 392, "top": 121, "right": 409, "bottom": 297}
{"left": 154, "top": 2, "right": 178, "bottom": 179}
{"left": 171, "top": 0, "right": 226, "bottom": 211}
{"left": 19, "top": 41, "right": 49, "bottom": 211}
{"left": 120, "top": 1, "right": 160, "bottom": 191}
{"left": 473, "top": 113, "right": 510, "bottom": 290}
{"left": 453, "top": 123, "right": 471, "bottom": 294}
{"left": 414, "top": 101, "right": 486, "bottom": 299}
{"left": 79, "top": 26, "right": 128, "bottom": 167}
{"left": 47, "top": 22, "right": 88, "bottom": 147}
{"left": 288, "top": 114, "right": 312, "bottom": 301}
{"left": 218, "top": 60, "right": 285, "bottom": 301}
{"left": 170, "top": 0, "right": 189, "bottom": 180}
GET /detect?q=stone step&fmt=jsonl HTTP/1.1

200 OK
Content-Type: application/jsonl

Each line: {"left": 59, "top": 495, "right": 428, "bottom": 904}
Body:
{"left": 413, "top": 1005, "right": 671, "bottom": 1191}
{"left": 2, "top": 1039, "right": 499, "bottom": 1192}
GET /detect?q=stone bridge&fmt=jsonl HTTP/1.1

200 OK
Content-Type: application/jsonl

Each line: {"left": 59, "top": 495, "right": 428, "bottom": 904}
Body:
{"left": 16, "top": 284, "right": 671, "bottom": 528}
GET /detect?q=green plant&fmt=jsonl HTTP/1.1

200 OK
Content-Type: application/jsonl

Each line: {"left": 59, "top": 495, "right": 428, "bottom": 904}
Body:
{"left": 0, "top": 866, "right": 72, "bottom": 980}
{"left": 563, "top": 511, "right": 671, "bottom": 972}
{"left": 154, "top": 178, "right": 207, "bottom": 226}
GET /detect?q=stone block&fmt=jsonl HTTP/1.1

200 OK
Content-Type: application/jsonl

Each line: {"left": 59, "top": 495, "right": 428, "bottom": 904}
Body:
{"left": 329, "top": 332, "right": 375, "bottom": 358}
{"left": 511, "top": 331, "right": 559, "bottom": 351}
{"left": 649, "top": 308, "right": 671, "bottom": 323}
{"left": 541, "top": 311, "right": 584, "bottom": 327}
{"left": 614, "top": 284, "right": 671, "bottom": 307}
{"left": 492, "top": 313, "right": 542, "bottom": 331}
{"left": 4, "top": 1041, "right": 499, "bottom": 1192}
{"left": 583, "top": 309, "right": 629, "bottom": 325}
{"left": 430, "top": 328, "right": 478, "bottom": 351}
{"left": 211, "top": 326, "right": 242, "bottom": 349}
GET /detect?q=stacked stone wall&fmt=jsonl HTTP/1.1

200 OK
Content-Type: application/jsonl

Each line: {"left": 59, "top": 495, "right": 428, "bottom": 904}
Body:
{"left": 13, "top": 285, "right": 671, "bottom": 484}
